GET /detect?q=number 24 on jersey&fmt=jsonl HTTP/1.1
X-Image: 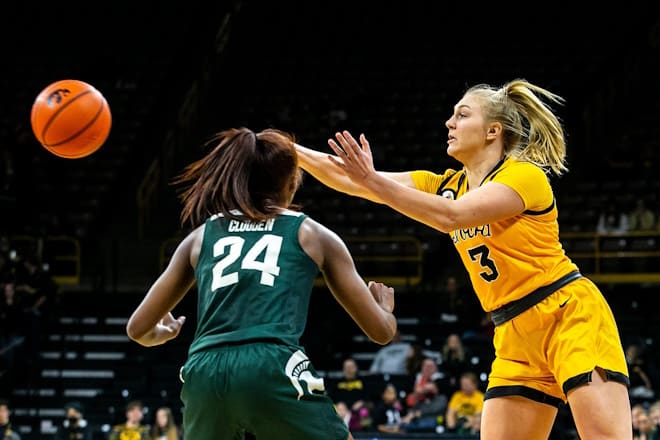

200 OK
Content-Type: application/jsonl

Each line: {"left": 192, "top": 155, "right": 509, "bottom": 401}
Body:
{"left": 211, "top": 234, "right": 283, "bottom": 290}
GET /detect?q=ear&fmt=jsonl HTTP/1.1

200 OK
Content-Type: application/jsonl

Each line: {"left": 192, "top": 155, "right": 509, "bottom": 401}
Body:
{"left": 486, "top": 122, "right": 502, "bottom": 140}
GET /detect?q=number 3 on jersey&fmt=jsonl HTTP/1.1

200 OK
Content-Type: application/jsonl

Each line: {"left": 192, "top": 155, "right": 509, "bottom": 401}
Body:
{"left": 212, "top": 234, "right": 283, "bottom": 290}
{"left": 467, "top": 244, "right": 499, "bottom": 282}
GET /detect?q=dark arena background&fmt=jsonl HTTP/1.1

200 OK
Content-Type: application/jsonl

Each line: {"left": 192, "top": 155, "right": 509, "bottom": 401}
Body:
{"left": 1, "top": 2, "right": 659, "bottom": 439}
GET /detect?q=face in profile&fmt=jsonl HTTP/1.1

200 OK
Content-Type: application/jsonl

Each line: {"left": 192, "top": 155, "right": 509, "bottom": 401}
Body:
{"left": 445, "top": 94, "right": 489, "bottom": 162}
{"left": 156, "top": 408, "right": 170, "bottom": 427}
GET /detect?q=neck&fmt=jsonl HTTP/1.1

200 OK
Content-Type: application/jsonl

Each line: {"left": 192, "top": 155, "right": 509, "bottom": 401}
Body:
{"left": 463, "top": 152, "right": 505, "bottom": 191}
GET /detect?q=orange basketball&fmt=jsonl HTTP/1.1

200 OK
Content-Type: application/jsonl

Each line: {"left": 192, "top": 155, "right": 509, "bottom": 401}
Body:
{"left": 30, "top": 79, "right": 112, "bottom": 159}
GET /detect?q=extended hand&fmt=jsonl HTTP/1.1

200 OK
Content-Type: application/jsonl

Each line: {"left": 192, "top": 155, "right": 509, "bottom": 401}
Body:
{"left": 327, "top": 130, "right": 376, "bottom": 186}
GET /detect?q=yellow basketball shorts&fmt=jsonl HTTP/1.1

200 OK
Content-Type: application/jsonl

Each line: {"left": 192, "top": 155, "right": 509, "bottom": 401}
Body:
{"left": 485, "top": 276, "right": 629, "bottom": 406}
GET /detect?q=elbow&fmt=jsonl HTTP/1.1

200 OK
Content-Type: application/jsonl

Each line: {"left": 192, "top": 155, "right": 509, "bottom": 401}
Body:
{"left": 435, "top": 209, "right": 461, "bottom": 233}
{"left": 370, "top": 334, "right": 392, "bottom": 346}
{"left": 125, "top": 322, "right": 138, "bottom": 342}
{"left": 435, "top": 222, "right": 454, "bottom": 234}
{"left": 125, "top": 320, "right": 144, "bottom": 344}
{"left": 370, "top": 321, "right": 398, "bottom": 346}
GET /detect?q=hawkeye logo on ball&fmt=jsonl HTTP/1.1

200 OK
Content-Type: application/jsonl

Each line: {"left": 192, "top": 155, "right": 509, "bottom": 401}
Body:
{"left": 46, "top": 88, "right": 71, "bottom": 106}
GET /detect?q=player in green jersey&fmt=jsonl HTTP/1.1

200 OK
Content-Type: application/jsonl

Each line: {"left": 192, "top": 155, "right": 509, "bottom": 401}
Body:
{"left": 126, "top": 127, "right": 397, "bottom": 440}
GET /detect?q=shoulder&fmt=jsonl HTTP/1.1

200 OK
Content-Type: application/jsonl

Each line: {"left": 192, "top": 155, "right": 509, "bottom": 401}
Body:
{"left": 496, "top": 159, "right": 549, "bottom": 181}
{"left": 299, "top": 216, "right": 341, "bottom": 244}
{"left": 298, "top": 216, "right": 345, "bottom": 268}
{"left": 410, "top": 168, "right": 461, "bottom": 193}
{"left": 177, "top": 223, "right": 204, "bottom": 266}
{"left": 187, "top": 223, "right": 205, "bottom": 244}
{"left": 489, "top": 159, "right": 553, "bottom": 209}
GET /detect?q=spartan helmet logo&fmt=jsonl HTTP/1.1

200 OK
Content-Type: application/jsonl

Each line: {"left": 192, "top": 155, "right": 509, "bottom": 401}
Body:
{"left": 441, "top": 189, "right": 456, "bottom": 200}
{"left": 285, "top": 350, "right": 325, "bottom": 400}
{"left": 46, "top": 88, "right": 71, "bottom": 106}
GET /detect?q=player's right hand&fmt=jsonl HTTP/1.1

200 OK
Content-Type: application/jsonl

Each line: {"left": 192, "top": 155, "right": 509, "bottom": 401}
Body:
{"left": 368, "top": 280, "right": 395, "bottom": 314}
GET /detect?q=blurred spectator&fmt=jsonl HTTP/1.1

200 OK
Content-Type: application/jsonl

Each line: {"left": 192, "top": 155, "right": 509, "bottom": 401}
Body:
{"left": 445, "top": 371, "right": 484, "bottom": 433}
{"left": 649, "top": 400, "right": 660, "bottom": 430}
{"left": 371, "top": 383, "right": 413, "bottom": 434}
{"left": 109, "top": 400, "right": 149, "bottom": 440}
{"left": 440, "top": 333, "right": 472, "bottom": 393}
{"left": 334, "top": 401, "right": 352, "bottom": 428}
{"left": 329, "top": 357, "right": 372, "bottom": 432}
{"left": 0, "top": 252, "right": 14, "bottom": 283}
{"left": 629, "top": 198, "right": 656, "bottom": 231}
{"left": 626, "top": 342, "right": 655, "bottom": 402}
{"left": 0, "top": 399, "right": 20, "bottom": 440}
{"left": 406, "top": 343, "right": 441, "bottom": 377}
{"left": 149, "top": 406, "right": 181, "bottom": 440}
{"left": 330, "top": 358, "right": 367, "bottom": 408}
{"left": 436, "top": 275, "right": 480, "bottom": 331}
{"left": 463, "top": 310, "right": 495, "bottom": 343}
{"left": 0, "top": 238, "right": 10, "bottom": 258}
{"left": 55, "top": 401, "right": 91, "bottom": 440}
{"left": 15, "top": 253, "right": 57, "bottom": 319}
{"left": 632, "top": 403, "right": 648, "bottom": 436}
{"left": 404, "top": 358, "right": 447, "bottom": 432}
{"left": 0, "top": 282, "right": 25, "bottom": 385}
{"left": 633, "top": 408, "right": 657, "bottom": 440}
{"left": 457, "top": 411, "right": 481, "bottom": 437}
{"left": 406, "top": 344, "right": 426, "bottom": 377}
{"left": 369, "top": 330, "right": 411, "bottom": 375}
{"left": 596, "top": 204, "right": 629, "bottom": 233}
{"left": 15, "top": 254, "right": 57, "bottom": 367}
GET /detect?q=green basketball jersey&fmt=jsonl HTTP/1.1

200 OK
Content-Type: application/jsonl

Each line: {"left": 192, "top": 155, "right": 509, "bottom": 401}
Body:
{"left": 188, "top": 210, "right": 319, "bottom": 356}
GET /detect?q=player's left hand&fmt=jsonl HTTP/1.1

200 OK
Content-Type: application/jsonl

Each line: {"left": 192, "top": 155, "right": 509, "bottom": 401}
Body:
{"left": 151, "top": 312, "right": 186, "bottom": 345}
{"left": 327, "top": 130, "right": 376, "bottom": 186}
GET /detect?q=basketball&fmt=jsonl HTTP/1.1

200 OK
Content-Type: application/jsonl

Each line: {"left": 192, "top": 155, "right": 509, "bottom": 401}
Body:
{"left": 30, "top": 79, "right": 112, "bottom": 159}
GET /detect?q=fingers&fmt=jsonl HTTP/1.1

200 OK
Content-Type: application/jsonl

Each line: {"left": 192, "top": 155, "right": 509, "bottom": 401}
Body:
{"left": 327, "top": 138, "right": 345, "bottom": 157}
{"left": 170, "top": 316, "right": 185, "bottom": 338}
{"left": 170, "top": 316, "right": 186, "bottom": 331}
{"left": 368, "top": 280, "right": 394, "bottom": 290}
{"left": 337, "top": 131, "right": 362, "bottom": 157}
{"left": 160, "top": 314, "right": 186, "bottom": 335}
{"left": 359, "top": 133, "right": 371, "bottom": 156}
{"left": 333, "top": 132, "right": 351, "bottom": 154}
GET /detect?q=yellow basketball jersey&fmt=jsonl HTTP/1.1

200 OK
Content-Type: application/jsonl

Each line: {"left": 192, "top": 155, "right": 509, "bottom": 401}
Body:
{"left": 411, "top": 157, "right": 578, "bottom": 312}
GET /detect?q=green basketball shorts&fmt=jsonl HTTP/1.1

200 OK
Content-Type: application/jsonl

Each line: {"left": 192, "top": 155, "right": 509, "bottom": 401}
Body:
{"left": 180, "top": 341, "right": 350, "bottom": 439}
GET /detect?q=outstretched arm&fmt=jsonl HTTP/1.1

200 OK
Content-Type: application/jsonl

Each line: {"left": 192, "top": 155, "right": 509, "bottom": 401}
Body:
{"left": 295, "top": 142, "right": 415, "bottom": 203}
{"left": 328, "top": 131, "right": 525, "bottom": 233}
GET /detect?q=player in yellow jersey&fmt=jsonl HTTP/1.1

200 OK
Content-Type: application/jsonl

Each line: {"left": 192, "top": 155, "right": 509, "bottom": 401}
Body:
{"left": 295, "top": 79, "right": 631, "bottom": 439}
